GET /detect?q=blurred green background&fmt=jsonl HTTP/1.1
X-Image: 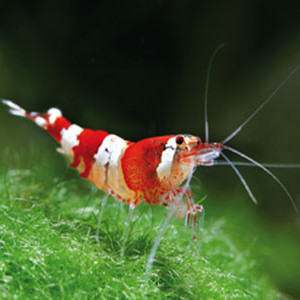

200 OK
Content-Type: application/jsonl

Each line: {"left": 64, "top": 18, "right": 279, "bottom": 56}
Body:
{"left": 0, "top": 1, "right": 300, "bottom": 297}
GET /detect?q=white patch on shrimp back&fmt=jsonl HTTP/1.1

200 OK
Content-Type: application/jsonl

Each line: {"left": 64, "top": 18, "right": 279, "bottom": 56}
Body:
{"left": 47, "top": 107, "right": 62, "bottom": 124}
{"left": 94, "top": 134, "right": 127, "bottom": 167}
{"left": 91, "top": 134, "right": 128, "bottom": 194}
{"left": 34, "top": 116, "right": 47, "bottom": 128}
{"left": 60, "top": 124, "right": 83, "bottom": 155}
{"left": 156, "top": 137, "right": 177, "bottom": 181}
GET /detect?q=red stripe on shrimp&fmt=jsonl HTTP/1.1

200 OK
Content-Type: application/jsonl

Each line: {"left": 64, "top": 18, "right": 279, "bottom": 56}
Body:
{"left": 71, "top": 129, "right": 109, "bottom": 178}
{"left": 121, "top": 136, "right": 173, "bottom": 204}
{"left": 47, "top": 116, "right": 72, "bottom": 141}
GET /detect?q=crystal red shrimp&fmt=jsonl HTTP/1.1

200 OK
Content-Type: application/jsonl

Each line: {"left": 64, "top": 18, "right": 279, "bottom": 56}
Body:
{"left": 2, "top": 100, "right": 217, "bottom": 220}
{"left": 2, "top": 61, "right": 299, "bottom": 223}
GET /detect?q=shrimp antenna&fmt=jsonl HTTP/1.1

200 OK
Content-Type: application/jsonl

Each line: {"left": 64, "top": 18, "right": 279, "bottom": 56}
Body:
{"left": 222, "top": 64, "right": 300, "bottom": 145}
{"left": 213, "top": 161, "right": 300, "bottom": 168}
{"left": 223, "top": 145, "right": 298, "bottom": 212}
{"left": 204, "top": 43, "right": 225, "bottom": 143}
{"left": 220, "top": 152, "right": 257, "bottom": 204}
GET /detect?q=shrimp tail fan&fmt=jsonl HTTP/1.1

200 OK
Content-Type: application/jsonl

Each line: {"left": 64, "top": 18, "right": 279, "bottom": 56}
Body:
{"left": 1, "top": 99, "right": 27, "bottom": 117}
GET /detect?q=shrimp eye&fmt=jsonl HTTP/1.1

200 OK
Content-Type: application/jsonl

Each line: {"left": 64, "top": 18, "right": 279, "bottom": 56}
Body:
{"left": 176, "top": 136, "right": 184, "bottom": 145}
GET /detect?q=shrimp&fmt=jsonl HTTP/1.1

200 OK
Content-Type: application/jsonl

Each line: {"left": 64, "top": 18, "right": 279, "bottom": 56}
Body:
{"left": 2, "top": 99, "right": 211, "bottom": 265}
{"left": 1, "top": 99, "right": 211, "bottom": 218}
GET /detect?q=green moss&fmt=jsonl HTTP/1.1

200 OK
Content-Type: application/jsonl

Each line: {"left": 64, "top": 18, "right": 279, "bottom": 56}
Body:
{"left": 0, "top": 148, "right": 285, "bottom": 299}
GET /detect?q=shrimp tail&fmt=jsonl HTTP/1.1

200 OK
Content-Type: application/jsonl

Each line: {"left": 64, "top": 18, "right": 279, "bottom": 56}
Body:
{"left": 1, "top": 99, "right": 27, "bottom": 117}
{"left": 2, "top": 99, "right": 72, "bottom": 142}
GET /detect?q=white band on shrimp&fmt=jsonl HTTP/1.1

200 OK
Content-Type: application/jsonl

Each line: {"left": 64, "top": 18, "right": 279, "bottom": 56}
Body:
{"left": 47, "top": 107, "right": 62, "bottom": 125}
{"left": 94, "top": 134, "right": 127, "bottom": 167}
{"left": 157, "top": 137, "right": 177, "bottom": 181}
{"left": 34, "top": 116, "right": 47, "bottom": 128}
{"left": 60, "top": 124, "right": 83, "bottom": 155}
